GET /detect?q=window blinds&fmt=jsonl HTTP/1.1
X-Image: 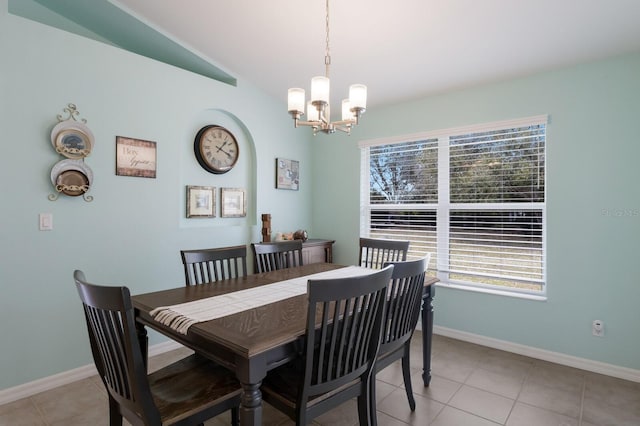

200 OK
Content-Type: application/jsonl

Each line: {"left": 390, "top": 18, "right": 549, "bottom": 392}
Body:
{"left": 361, "top": 116, "right": 547, "bottom": 294}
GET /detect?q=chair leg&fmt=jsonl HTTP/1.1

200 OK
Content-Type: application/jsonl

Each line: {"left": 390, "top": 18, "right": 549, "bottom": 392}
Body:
{"left": 108, "top": 396, "right": 123, "bottom": 426}
{"left": 231, "top": 406, "right": 239, "bottom": 426}
{"left": 358, "top": 392, "right": 374, "bottom": 426}
{"left": 401, "top": 344, "right": 416, "bottom": 411}
{"left": 296, "top": 409, "right": 307, "bottom": 426}
{"left": 363, "top": 377, "right": 377, "bottom": 426}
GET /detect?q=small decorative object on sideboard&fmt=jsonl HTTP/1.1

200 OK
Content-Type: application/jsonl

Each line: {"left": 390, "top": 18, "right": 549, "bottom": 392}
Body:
{"left": 261, "top": 214, "right": 272, "bottom": 242}
{"left": 48, "top": 103, "right": 94, "bottom": 202}
{"left": 277, "top": 232, "right": 295, "bottom": 241}
{"left": 293, "top": 229, "right": 308, "bottom": 241}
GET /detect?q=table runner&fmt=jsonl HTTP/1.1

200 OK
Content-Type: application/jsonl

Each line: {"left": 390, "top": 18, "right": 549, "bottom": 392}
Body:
{"left": 150, "top": 266, "right": 376, "bottom": 334}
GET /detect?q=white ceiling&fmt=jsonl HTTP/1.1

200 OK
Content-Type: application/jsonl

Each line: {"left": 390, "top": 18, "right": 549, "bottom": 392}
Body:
{"left": 112, "top": 0, "right": 640, "bottom": 109}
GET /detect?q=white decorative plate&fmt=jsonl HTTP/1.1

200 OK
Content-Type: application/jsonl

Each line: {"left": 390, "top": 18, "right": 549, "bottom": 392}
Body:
{"left": 50, "top": 120, "right": 95, "bottom": 159}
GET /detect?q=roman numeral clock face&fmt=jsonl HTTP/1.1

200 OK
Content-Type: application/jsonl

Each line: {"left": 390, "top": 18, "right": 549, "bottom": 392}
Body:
{"left": 194, "top": 125, "right": 239, "bottom": 174}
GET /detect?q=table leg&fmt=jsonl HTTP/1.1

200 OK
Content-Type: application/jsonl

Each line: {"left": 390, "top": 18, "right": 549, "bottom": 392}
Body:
{"left": 421, "top": 284, "right": 435, "bottom": 386}
{"left": 239, "top": 381, "right": 262, "bottom": 425}
{"left": 135, "top": 322, "right": 149, "bottom": 370}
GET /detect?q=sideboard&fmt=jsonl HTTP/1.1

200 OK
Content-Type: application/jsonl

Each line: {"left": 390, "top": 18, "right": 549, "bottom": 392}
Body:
{"left": 301, "top": 238, "right": 335, "bottom": 264}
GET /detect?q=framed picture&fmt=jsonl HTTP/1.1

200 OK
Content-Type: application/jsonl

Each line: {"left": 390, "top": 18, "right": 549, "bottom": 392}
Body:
{"left": 221, "top": 187, "right": 246, "bottom": 218}
{"left": 116, "top": 136, "right": 157, "bottom": 178}
{"left": 276, "top": 158, "right": 299, "bottom": 190}
{"left": 186, "top": 185, "right": 215, "bottom": 218}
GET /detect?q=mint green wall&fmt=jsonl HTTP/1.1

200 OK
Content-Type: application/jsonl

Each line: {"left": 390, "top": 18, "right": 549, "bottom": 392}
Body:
{"left": 312, "top": 53, "right": 640, "bottom": 370}
{"left": 2, "top": 0, "right": 639, "bottom": 392}
{"left": 0, "top": 2, "right": 313, "bottom": 390}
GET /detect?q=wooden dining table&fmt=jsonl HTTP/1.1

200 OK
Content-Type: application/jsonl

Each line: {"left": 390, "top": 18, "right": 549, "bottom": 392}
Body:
{"left": 132, "top": 263, "right": 437, "bottom": 426}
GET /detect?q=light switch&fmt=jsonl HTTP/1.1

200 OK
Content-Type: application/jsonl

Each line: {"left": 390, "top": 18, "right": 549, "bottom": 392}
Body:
{"left": 39, "top": 213, "right": 53, "bottom": 231}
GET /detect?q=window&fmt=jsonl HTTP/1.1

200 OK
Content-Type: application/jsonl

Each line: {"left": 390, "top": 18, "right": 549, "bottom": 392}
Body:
{"left": 360, "top": 116, "right": 547, "bottom": 295}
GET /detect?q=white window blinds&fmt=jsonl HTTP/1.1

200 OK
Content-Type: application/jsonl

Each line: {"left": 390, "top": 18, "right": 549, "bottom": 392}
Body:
{"left": 360, "top": 116, "right": 547, "bottom": 295}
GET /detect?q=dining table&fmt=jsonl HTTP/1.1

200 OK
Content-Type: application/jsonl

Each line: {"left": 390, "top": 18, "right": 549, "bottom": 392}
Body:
{"left": 132, "top": 263, "right": 437, "bottom": 426}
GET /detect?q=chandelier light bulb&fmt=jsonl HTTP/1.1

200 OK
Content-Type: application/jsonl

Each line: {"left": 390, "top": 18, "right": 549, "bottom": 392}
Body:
{"left": 349, "top": 84, "right": 367, "bottom": 110}
{"left": 288, "top": 88, "right": 305, "bottom": 113}
{"left": 311, "top": 76, "right": 330, "bottom": 104}
{"left": 307, "top": 101, "right": 319, "bottom": 121}
{"left": 342, "top": 99, "right": 353, "bottom": 121}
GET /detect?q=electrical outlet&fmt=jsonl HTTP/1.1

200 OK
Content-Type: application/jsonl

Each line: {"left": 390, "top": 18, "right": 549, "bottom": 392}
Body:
{"left": 592, "top": 320, "right": 604, "bottom": 337}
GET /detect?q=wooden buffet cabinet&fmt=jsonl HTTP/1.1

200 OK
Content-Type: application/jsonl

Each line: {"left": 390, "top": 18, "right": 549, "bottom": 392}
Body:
{"left": 251, "top": 239, "right": 335, "bottom": 272}
{"left": 301, "top": 238, "right": 335, "bottom": 264}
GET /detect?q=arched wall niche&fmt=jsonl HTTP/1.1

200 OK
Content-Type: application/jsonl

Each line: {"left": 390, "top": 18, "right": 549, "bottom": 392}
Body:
{"left": 180, "top": 108, "right": 258, "bottom": 236}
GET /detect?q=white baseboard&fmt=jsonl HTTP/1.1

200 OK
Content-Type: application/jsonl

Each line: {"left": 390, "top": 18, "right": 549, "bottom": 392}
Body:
{"left": 0, "top": 340, "right": 183, "bottom": 406}
{"left": 4, "top": 328, "right": 639, "bottom": 407}
{"left": 434, "top": 325, "right": 640, "bottom": 383}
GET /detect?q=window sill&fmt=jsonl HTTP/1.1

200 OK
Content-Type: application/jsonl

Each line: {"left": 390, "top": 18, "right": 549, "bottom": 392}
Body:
{"left": 435, "top": 281, "right": 547, "bottom": 302}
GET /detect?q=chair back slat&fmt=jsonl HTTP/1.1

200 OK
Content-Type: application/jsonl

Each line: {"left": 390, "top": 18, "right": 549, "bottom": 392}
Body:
{"left": 359, "top": 237, "right": 410, "bottom": 269}
{"left": 303, "top": 266, "right": 393, "bottom": 399}
{"left": 181, "top": 245, "right": 248, "bottom": 285}
{"left": 380, "top": 255, "right": 429, "bottom": 355}
{"left": 89, "top": 307, "right": 132, "bottom": 399}
{"left": 251, "top": 241, "right": 304, "bottom": 273}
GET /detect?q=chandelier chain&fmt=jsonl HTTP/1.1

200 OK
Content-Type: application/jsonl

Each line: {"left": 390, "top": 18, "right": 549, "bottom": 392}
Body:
{"left": 324, "top": 0, "right": 330, "bottom": 78}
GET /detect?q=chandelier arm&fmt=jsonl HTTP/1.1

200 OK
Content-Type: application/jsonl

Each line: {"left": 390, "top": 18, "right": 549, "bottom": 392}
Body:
{"left": 318, "top": 109, "right": 330, "bottom": 126}
{"left": 331, "top": 119, "right": 355, "bottom": 126}
{"left": 334, "top": 125, "right": 352, "bottom": 134}
{"left": 296, "top": 120, "right": 321, "bottom": 127}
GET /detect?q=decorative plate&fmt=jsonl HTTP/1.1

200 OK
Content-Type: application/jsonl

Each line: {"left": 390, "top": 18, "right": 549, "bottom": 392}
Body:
{"left": 50, "top": 120, "right": 95, "bottom": 159}
{"left": 55, "top": 170, "right": 89, "bottom": 196}
{"left": 50, "top": 159, "right": 93, "bottom": 196}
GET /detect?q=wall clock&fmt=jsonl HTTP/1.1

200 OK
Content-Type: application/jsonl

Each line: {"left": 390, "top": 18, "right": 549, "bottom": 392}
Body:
{"left": 193, "top": 125, "right": 239, "bottom": 174}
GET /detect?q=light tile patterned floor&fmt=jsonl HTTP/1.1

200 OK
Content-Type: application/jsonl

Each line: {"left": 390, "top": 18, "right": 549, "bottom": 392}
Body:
{"left": 2, "top": 333, "right": 640, "bottom": 425}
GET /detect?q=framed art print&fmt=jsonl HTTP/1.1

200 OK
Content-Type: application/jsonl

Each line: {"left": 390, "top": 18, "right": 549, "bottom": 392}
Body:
{"left": 276, "top": 158, "right": 299, "bottom": 190}
{"left": 186, "top": 185, "right": 215, "bottom": 218}
{"left": 221, "top": 187, "right": 246, "bottom": 217}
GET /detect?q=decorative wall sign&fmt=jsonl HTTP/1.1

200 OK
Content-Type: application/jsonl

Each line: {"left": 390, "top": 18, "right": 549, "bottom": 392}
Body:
{"left": 276, "top": 158, "right": 299, "bottom": 190}
{"left": 186, "top": 185, "right": 215, "bottom": 218}
{"left": 116, "top": 136, "right": 157, "bottom": 178}
{"left": 221, "top": 188, "right": 246, "bottom": 218}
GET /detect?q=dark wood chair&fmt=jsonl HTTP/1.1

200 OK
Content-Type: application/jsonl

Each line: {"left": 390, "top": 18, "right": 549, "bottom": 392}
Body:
{"left": 359, "top": 237, "right": 410, "bottom": 269}
{"left": 181, "top": 245, "right": 248, "bottom": 285}
{"left": 261, "top": 265, "right": 394, "bottom": 425}
{"left": 73, "top": 270, "right": 241, "bottom": 426}
{"left": 251, "top": 240, "right": 304, "bottom": 273}
{"left": 371, "top": 256, "right": 429, "bottom": 415}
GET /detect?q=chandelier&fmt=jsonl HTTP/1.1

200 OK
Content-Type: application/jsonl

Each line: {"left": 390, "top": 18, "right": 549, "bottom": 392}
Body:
{"left": 287, "top": 0, "right": 367, "bottom": 135}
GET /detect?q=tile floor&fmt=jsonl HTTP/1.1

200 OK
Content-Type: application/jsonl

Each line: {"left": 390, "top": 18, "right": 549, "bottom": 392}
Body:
{"left": 2, "top": 333, "right": 639, "bottom": 425}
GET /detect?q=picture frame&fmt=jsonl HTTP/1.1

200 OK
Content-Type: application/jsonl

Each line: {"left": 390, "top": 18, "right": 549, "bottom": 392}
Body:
{"left": 275, "top": 158, "right": 299, "bottom": 190}
{"left": 116, "top": 136, "right": 157, "bottom": 178}
{"left": 221, "top": 187, "right": 246, "bottom": 218}
{"left": 186, "top": 185, "right": 215, "bottom": 218}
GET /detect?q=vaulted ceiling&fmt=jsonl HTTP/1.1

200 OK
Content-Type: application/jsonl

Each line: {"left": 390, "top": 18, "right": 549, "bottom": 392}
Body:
{"left": 11, "top": 0, "right": 640, "bottom": 110}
